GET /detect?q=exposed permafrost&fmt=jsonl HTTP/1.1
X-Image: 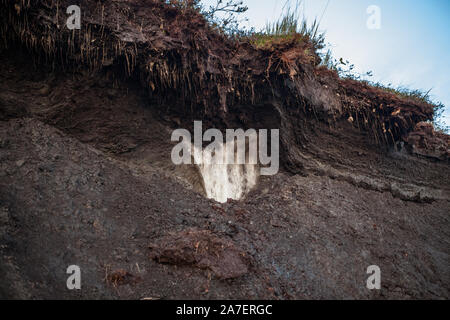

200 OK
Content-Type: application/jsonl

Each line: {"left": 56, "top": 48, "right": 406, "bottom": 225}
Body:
{"left": 199, "top": 163, "right": 258, "bottom": 203}
{"left": 193, "top": 143, "right": 258, "bottom": 203}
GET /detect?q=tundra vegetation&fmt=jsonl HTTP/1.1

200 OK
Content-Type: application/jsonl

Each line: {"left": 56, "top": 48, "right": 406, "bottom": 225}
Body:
{"left": 175, "top": 0, "right": 448, "bottom": 133}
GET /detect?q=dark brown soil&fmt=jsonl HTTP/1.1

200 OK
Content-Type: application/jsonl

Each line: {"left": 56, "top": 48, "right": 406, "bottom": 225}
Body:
{"left": 149, "top": 229, "right": 250, "bottom": 280}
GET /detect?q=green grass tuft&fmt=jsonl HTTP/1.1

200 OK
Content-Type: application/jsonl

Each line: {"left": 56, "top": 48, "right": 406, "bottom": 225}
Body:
{"left": 250, "top": 1, "right": 325, "bottom": 52}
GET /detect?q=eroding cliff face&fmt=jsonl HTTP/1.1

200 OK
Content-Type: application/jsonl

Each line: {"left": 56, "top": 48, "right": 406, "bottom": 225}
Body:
{"left": 0, "top": 0, "right": 449, "bottom": 299}
{"left": 407, "top": 122, "right": 450, "bottom": 161}
{"left": 0, "top": 0, "right": 436, "bottom": 143}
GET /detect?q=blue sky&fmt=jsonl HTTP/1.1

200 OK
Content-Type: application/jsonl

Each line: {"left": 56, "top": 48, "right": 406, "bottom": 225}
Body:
{"left": 202, "top": 0, "right": 450, "bottom": 127}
